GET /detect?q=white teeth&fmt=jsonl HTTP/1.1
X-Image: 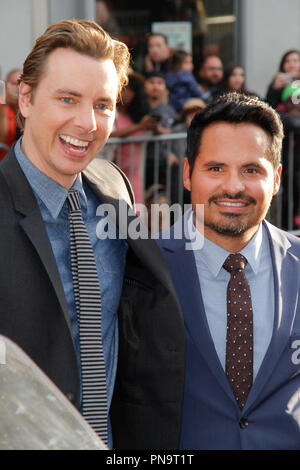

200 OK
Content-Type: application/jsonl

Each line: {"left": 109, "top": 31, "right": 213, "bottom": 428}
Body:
{"left": 60, "top": 135, "right": 89, "bottom": 147}
{"left": 217, "top": 202, "right": 246, "bottom": 207}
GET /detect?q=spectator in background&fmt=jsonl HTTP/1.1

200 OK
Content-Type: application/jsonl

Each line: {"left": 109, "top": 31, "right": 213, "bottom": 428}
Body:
{"left": 110, "top": 72, "right": 157, "bottom": 205}
{"left": 221, "top": 63, "right": 259, "bottom": 97}
{"left": 144, "top": 71, "right": 178, "bottom": 130}
{"left": 95, "top": 1, "right": 121, "bottom": 37}
{"left": 171, "top": 98, "right": 206, "bottom": 205}
{"left": 165, "top": 49, "right": 204, "bottom": 113}
{"left": 277, "top": 83, "right": 300, "bottom": 229}
{"left": 172, "top": 97, "right": 207, "bottom": 152}
{"left": 144, "top": 71, "right": 178, "bottom": 194}
{"left": 197, "top": 55, "right": 224, "bottom": 103}
{"left": 266, "top": 49, "right": 300, "bottom": 109}
{"left": 0, "top": 69, "right": 22, "bottom": 159}
{"left": 144, "top": 33, "right": 172, "bottom": 75}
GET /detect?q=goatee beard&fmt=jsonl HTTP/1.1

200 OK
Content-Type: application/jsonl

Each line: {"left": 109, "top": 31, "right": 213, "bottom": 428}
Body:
{"left": 205, "top": 216, "right": 252, "bottom": 237}
{"left": 204, "top": 192, "right": 259, "bottom": 237}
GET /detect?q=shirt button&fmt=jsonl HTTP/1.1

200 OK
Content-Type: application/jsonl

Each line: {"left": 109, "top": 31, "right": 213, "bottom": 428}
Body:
{"left": 239, "top": 418, "right": 249, "bottom": 429}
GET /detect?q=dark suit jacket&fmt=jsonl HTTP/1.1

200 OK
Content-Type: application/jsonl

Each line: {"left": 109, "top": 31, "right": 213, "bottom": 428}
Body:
{"left": 157, "top": 214, "right": 300, "bottom": 449}
{"left": 0, "top": 148, "right": 185, "bottom": 450}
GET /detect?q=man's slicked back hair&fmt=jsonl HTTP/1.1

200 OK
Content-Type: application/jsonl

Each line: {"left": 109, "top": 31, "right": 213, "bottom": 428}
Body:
{"left": 186, "top": 92, "right": 284, "bottom": 175}
{"left": 18, "top": 19, "right": 130, "bottom": 129}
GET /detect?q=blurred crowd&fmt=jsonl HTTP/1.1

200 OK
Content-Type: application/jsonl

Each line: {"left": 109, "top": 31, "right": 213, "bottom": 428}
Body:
{"left": 1, "top": 32, "right": 300, "bottom": 229}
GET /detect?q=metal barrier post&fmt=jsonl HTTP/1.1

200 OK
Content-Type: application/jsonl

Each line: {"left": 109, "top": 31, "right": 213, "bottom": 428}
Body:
{"left": 287, "top": 130, "right": 295, "bottom": 231}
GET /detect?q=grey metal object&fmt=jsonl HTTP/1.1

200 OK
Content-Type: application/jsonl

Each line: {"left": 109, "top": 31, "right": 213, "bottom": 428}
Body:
{"left": 287, "top": 130, "right": 295, "bottom": 231}
{"left": 0, "top": 335, "right": 106, "bottom": 450}
{"left": 99, "top": 132, "right": 187, "bottom": 207}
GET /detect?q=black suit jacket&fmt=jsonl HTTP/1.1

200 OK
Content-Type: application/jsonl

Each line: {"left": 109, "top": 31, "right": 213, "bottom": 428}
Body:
{"left": 0, "top": 148, "right": 185, "bottom": 449}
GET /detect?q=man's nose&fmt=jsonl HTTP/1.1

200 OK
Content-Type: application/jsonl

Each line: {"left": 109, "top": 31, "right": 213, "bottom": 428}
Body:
{"left": 74, "top": 106, "right": 97, "bottom": 134}
{"left": 221, "top": 171, "right": 245, "bottom": 194}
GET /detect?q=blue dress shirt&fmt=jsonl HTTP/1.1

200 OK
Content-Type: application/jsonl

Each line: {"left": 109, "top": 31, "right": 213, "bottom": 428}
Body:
{"left": 186, "top": 209, "right": 275, "bottom": 380}
{"left": 14, "top": 138, "right": 127, "bottom": 448}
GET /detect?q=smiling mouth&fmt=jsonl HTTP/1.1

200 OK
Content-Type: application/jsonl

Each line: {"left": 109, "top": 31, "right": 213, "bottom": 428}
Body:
{"left": 208, "top": 193, "right": 256, "bottom": 210}
{"left": 215, "top": 201, "right": 247, "bottom": 207}
{"left": 59, "top": 134, "right": 92, "bottom": 154}
{"left": 212, "top": 200, "right": 252, "bottom": 215}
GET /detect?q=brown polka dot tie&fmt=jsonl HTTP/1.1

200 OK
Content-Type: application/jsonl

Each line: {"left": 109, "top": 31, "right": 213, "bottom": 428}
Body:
{"left": 223, "top": 253, "right": 253, "bottom": 409}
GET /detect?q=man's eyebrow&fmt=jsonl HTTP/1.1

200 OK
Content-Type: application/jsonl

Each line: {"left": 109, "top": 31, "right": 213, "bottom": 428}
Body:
{"left": 203, "top": 161, "right": 265, "bottom": 169}
{"left": 95, "top": 96, "right": 115, "bottom": 105}
{"left": 241, "top": 162, "right": 264, "bottom": 169}
{"left": 54, "top": 89, "right": 82, "bottom": 97}
{"left": 204, "top": 161, "right": 226, "bottom": 167}
{"left": 54, "top": 89, "right": 114, "bottom": 104}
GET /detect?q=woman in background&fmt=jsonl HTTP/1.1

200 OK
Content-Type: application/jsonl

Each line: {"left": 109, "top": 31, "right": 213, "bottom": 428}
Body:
{"left": 221, "top": 63, "right": 258, "bottom": 96}
{"left": 266, "top": 49, "right": 300, "bottom": 108}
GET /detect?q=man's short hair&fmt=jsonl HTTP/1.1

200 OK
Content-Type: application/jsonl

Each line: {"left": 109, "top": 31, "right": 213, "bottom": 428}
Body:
{"left": 200, "top": 54, "right": 223, "bottom": 70}
{"left": 186, "top": 92, "right": 284, "bottom": 175}
{"left": 145, "top": 71, "right": 166, "bottom": 81}
{"left": 147, "top": 32, "right": 169, "bottom": 45}
{"left": 17, "top": 19, "right": 130, "bottom": 130}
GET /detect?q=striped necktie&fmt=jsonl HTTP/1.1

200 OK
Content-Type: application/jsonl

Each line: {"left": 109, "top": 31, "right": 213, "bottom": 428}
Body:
{"left": 67, "top": 190, "right": 108, "bottom": 445}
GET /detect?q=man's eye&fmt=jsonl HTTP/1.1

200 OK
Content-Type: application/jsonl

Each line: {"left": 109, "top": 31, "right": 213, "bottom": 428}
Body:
{"left": 209, "top": 166, "right": 223, "bottom": 172}
{"left": 61, "top": 97, "right": 73, "bottom": 104}
{"left": 245, "top": 168, "right": 258, "bottom": 174}
{"left": 96, "top": 103, "right": 108, "bottom": 110}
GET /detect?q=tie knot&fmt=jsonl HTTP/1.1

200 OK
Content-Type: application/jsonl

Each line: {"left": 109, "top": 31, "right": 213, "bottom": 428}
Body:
{"left": 67, "top": 190, "right": 81, "bottom": 212}
{"left": 223, "top": 253, "right": 247, "bottom": 273}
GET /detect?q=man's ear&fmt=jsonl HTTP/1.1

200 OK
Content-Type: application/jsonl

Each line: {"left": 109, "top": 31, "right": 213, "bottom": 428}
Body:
{"left": 18, "top": 82, "right": 33, "bottom": 119}
{"left": 183, "top": 157, "right": 191, "bottom": 191}
{"left": 273, "top": 164, "right": 282, "bottom": 196}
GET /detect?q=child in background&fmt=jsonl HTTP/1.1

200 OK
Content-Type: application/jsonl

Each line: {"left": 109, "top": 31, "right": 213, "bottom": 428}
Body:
{"left": 165, "top": 49, "right": 204, "bottom": 113}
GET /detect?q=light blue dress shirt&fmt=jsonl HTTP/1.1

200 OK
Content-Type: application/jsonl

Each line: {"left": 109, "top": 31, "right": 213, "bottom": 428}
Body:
{"left": 14, "top": 138, "right": 127, "bottom": 448}
{"left": 187, "top": 209, "right": 275, "bottom": 380}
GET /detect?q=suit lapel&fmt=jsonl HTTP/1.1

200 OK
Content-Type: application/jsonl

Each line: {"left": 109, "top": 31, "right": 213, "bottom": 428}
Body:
{"left": 83, "top": 171, "right": 180, "bottom": 298}
{"left": 244, "top": 221, "right": 300, "bottom": 412}
{"left": 159, "top": 216, "right": 235, "bottom": 402}
{"left": 0, "top": 150, "right": 72, "bottom": 334}
{"left": 19, "top": 212, "right": 72, "bottom": 332}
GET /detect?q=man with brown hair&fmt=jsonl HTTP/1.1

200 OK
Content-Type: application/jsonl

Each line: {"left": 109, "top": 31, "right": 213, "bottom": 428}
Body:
{"left": 198, "top": 55, "right": 224, "bottom": 103}
{"left": 144, "top": 33, "right": 172, "bottom": 75}
{"left": 0, "top": 20, "right": 185, "bottom": 449}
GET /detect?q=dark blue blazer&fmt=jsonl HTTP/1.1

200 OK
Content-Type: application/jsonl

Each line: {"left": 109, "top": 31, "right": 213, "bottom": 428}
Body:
{"left": 157, "top": 215, "right": 300, "bottom": 449}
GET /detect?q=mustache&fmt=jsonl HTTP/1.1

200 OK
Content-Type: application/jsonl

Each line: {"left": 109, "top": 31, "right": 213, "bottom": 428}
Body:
{"left": 208, "top": 192, "right": 257, "bottom": 205}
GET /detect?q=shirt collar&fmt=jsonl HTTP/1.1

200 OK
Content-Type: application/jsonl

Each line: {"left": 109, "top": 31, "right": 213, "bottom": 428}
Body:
{"left": 188, "top": 209, "right": 263, "bottom": 278}
{"left": 14, "top": 137, "right": 87, "bottom": 219}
